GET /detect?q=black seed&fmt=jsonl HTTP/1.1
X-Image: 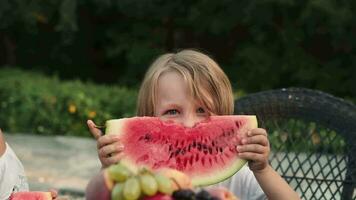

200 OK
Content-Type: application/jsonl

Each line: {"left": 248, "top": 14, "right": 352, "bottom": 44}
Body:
{"left": 169, "top": 145, "right": 173, "bottom": 152}
{"left": 193, "top": 141, "right": 197, "bottom": 148}
{"left": 188, "top": 145, "right": 191, "bottom": 152}
{"left": 175, "top": 149, "right": 181, "bottom": 156}
{"left": 195, "top": 154, "right": 199, "bottom": 162}
{"left": 189, "top": 156, "right": 194, "bottom": 165}
{"left": 219, "top": 147, "right": 223, "bottom": 153}
{"left": 169, "top": 152, "right": 174, "bottom": 159}
{"left": 215, "top": 147, "right": 219, "bottom": 153}
{"left": 197, "top": 143, "right": 202, "bottom": 151}
{"left": 209, "top": 147, "right": 213, "bottom": 154}
{"left": 211, "top": 141, "right": 215, "bottom": 146}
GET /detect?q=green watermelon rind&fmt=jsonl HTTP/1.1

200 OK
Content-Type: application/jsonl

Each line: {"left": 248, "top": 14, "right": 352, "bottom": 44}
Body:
{"left": 192, "top": 158, "right": 247, "bottom": 186}
{"left": 105, "top": 115, "right": 257, "bottom": 186}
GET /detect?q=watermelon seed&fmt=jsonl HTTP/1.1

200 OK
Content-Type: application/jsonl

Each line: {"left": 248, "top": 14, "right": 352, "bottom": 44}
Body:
{"left": 211, "top": 141, "right": 215, "bottom": 146}
{"left": 219, "top": 147, "right": 223, "bottom": 153}
{"left": 195, "top": 154, "right": 199, "bottom": 162}
{"left": 202, "top": 144, "right": 208, "bottom": 150}
{"left": 235, "top": 121, "right": 241, "bottom": 128}
{"left": 201, "top": 158, "right": 205, "bottom": 166}
{"left": 181, "top": 149, "right": 186, "bottom": 155}
{"left": 175, "top": 149, "right": 181, "bottom": 156}
{"left": 188, "top": 145, "right": 191, "bottom": 152}
{"left": 143, "top": 133, "right": 152, "bottom": 142}
{"left": 193, "top": 141, "right": 197, "bottom": 148}
{"left": 181, "top": 140, "right": 185, "bottom": 147}
{"left": 215, "top": 147, "right": 219, "bottom": 153}
{"left": 169, "top": 145, "right": 173, "bottom": 151}
{"left": 169, "top": 153, "right": 174, "bottom": 159}
{"left": 189, "top": 156, "right": 194, "bottom": 165}
{"left": 209, "top": 147, "right": 213, "bottom": 154}
{"left": 197, "top": 143, "right": 202, "bottom": 151}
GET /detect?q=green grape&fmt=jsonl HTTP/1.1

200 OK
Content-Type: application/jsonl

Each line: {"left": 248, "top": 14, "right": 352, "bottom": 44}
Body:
{"left": 139, "top": 173, "right": 158, "bottom": 196}
{"left": 108, "top": 163, "right": 132, "bottom": 182}
{"left": 154, "top": 174, "right": 173, "bottom": 195}
{"left": 111, "top": 183, "right": 124, "bottom": 200}
{"left": 123, "top": 177, "right": 141, "bottom": 200}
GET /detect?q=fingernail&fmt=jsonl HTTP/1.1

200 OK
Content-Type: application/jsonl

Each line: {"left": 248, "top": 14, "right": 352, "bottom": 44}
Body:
{"left": 236, "top": 146, "right": 241, "bottom": 151}
{"left": 247, "top": 131, "right": 251, "bottom": 136}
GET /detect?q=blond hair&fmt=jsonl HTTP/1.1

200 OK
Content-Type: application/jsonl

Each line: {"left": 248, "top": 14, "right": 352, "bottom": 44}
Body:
{"left": 136, "top": 49, "right": 234, "bottom": 116}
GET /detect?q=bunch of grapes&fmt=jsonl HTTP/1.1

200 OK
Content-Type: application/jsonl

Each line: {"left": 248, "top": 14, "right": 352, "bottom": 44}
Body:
{"left": 107, "top": 163, "right": 174, "bottom": 200}
{"left": 172, "top": 189, "right": 219, "bottom": 200}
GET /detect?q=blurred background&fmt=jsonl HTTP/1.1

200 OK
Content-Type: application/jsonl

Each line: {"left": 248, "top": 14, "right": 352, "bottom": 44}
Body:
{"left": 0, "top": 0, "right": 355, "bottom": 197}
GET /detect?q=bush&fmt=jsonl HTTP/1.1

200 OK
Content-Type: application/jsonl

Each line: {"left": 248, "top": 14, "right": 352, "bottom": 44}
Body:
{"left": 0, "top": 68, "right": 137, "bottom": 136}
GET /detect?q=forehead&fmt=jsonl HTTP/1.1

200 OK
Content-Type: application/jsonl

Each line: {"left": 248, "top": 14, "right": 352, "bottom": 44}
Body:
{"left": 154, "top": 70, "right": 214, "bottom": 112}
{"left": 156, "top": 71, "right": 191, "bottom": 103}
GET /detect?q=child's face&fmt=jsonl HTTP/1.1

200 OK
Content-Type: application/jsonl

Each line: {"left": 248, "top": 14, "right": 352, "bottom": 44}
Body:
{"left": 154, "top": 71, "right": 210, "bottom": 128}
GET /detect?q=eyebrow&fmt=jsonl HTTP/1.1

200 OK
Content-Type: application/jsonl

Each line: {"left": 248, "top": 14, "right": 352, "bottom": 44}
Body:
{"left": 161, "top": 103, "right": 181, "bottom": 109}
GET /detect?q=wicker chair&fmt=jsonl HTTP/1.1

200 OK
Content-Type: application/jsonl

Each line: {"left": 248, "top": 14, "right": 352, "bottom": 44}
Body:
{"left": 234, "top": 88, "right": 356, "bottom": 200}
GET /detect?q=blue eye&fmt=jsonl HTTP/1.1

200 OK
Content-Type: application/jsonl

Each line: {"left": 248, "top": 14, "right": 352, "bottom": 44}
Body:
{"left": 165, "top": 109, "right": 179, "bottom": 115}
{"left": 197, "top": 107, "right": 205, "bottom": 113}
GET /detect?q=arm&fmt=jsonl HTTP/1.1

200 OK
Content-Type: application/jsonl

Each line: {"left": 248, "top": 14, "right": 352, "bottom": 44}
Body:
{"left": 236, "top": 128, "right": 300, "bottom": 200}
{"left": 87, "top": 120, "right": 124, "bottom": 168}
{"left": 0, "top": 129, "right": 6, "bottom": 157}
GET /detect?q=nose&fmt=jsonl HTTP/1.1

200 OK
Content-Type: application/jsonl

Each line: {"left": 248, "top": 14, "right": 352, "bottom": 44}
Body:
{"left": 182, "top": 114, "right": 202, "bottom": 128}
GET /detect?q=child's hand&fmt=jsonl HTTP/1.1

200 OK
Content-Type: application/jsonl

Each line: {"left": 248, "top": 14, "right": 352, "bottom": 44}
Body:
{"left": 49, "top": 189, "right": 58, "bottom": 199}
{"left": 236, "top": 128, "right": 270, "bottom": 172}
{"left": 87, "top": 120, "right": 124, "bottom": 168}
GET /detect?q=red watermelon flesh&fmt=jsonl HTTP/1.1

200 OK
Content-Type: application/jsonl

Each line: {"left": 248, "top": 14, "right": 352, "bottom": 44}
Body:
{"left": 105, "top": 115, "right": 257, "bottom": 186}
{"left": 9, "top": 191, "right": 52, "bottom": 200}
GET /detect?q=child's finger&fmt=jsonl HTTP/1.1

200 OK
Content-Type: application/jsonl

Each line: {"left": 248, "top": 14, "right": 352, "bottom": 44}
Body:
{"left": 87, "top": 120, "right": 102, "bottom": 140}
{"left": 236, "top": 144, "right": 266, "bottom": 154}
{"left": 104, "top": 152, "right": 124, "bottom": 166}
{"left": 238, "top": 152, "right": 265, "bottom": 162}
{"left": 242, "top": 135, "right": 269, "bottom": 146}
{"left": 97, "top": 135, "right": 121, "bottom": 149}
{"left": 48, "top": 189, "right": 58, "bottom": 199}
{"left": 98, "top": 142, "right": 124, "bottom": 158}
{"left": 248, "top": 128, "right": 267, "bottom": 137}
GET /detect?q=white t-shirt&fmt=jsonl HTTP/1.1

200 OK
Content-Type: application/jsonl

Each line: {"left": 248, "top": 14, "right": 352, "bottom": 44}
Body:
{"left": 0, "top": 143, "right": 29, "bottom": 200}
{"left": 211, "top": 165, "right": 266, "bottom": 200}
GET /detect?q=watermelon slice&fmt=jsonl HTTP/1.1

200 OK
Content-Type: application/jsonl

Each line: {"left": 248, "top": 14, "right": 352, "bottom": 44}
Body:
{"left": 105, "top": 115, "right": 257, "bottom": 186}
{"left": 9, "top": 191, "right": 52, "bottom": 200}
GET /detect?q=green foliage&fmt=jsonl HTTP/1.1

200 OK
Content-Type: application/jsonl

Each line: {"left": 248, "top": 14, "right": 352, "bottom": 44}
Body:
{"left": 0, "top": 0, "right": 355, "bottom": 100}
{"left": 0, "top": 68, "right": 137, "bottom": 136}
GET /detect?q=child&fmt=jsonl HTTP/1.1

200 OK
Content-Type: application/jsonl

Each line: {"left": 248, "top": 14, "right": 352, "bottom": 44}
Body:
{"left": 87, "top": 49, "right": 300, "bottom": 200}
{"left": 0, "top": 129, "right": 58, "bottom": 200}
{"left": 0, "top": 129, "right": 29, "bottom": 200}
